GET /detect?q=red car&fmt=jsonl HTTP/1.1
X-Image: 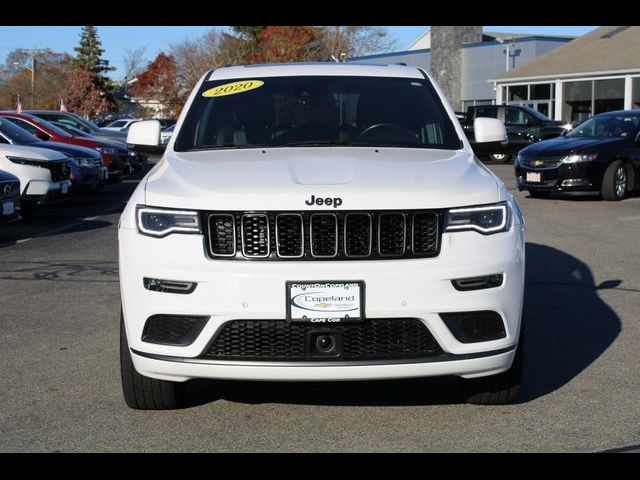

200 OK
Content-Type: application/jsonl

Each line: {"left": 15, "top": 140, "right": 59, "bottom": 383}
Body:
{"left": 0, "top": 112, "right": 129, "bottom": 181}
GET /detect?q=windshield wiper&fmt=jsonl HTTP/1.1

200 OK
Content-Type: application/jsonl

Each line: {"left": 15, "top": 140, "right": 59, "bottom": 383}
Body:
{"left": 184, "top": 143, "right": 270, "bottom": 151}
{"left": 276, "top": 140, "right": 377, "bottom": 147}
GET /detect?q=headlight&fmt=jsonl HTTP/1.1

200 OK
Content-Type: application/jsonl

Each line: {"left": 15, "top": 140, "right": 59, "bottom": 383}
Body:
{"left": 136, "top": 205, "right": 201, "bottom": 238}
{"left": 564, "top": 153, "right": 597, "bottom": 163}
{"left": 445, "top": 202, "right": 510, "bottom": 235}
{"left": 96, "top": 147, "right": 118, "bottom": 155}
{"left": 6, "top": 156, "right": 44, "bottom": 167}
{"left": 70, "top": 157, "right": 92, "bottom": 167}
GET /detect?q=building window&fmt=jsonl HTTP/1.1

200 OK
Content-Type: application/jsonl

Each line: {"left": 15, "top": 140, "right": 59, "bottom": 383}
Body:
{"left": 563, "top": 80, "right": 593, "bottom": 122}
{"left": 633, "top": 78, "right": 640, "bottom": 109}
{"left": 508, "top": 85, "right": 528, "bottom": 102}
{"left": 594, "top": 78, "right": 624, "bottom": 114}
{"left": 530, "top": 84, "right": 551, "bottom": 100}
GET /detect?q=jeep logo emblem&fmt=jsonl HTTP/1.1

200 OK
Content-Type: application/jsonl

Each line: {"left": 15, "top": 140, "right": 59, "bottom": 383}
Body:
{"left": 305, "top": 195, "right": 343, "bottom": 208}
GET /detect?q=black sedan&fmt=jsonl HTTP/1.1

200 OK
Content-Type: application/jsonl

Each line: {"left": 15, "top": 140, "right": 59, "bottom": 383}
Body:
{"left": 515, "top": 110, "right": 640, "bottom": 201}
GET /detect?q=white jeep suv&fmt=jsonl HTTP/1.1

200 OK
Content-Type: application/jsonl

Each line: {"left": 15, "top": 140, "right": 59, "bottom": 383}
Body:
{"left": 120, "top": 63, "right": 525, "bottom": 409}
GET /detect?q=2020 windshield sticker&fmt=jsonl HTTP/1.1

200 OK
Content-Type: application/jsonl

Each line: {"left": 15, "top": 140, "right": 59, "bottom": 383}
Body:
{"left": 202, "top": 80, "right": 264, "bottom": 98}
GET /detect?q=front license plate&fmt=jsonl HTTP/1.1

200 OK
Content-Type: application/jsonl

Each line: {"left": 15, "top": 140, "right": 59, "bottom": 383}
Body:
{"left": 286, "top": 281, "right": 364, "bottom": 323}
{"left": 526, "top": 172, "right": 542, "bottom": 183}
{"left": 61, "top": 183, "right": 69, "bottom": 195}
{"left": 2, "top": 201, "right": 14, "bottom": 216}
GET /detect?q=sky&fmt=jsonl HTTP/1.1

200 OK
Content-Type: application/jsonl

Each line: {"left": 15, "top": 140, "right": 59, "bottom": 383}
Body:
{"left": 0, "top": 26, "right": 598, "bottom": 80}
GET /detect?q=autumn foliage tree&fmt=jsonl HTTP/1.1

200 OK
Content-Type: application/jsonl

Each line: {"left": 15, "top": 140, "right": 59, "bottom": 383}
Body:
{"left": 62, "top": 68, "right": 111, "bottom": 118}
{"left": 129, "top": 53, "right": 183, "bottom": 117}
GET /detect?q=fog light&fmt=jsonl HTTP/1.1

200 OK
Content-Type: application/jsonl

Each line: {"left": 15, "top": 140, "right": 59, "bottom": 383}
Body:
{"left": 440, "top": 311, "right": 506, "bottom": 343}
{"left": 561, "top": 179, "right": 590, "bottom": 187}
{"left": 143, "top": 277, "right": 197, "bottom": 294}
{"left": 142, "top": 314, "right": 209, "bottom": 345}
{"left": 452, "top": 274, "right": 503, "bottom": 291}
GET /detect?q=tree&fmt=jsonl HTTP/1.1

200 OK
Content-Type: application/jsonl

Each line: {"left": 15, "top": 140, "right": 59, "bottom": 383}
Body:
{"left": 0, "top": 48, "right": 73, "bottom": 110}
{"left": 253, "top": 26, "right": 324, "bottom": 63}
{"left": 72, "top": 26, "right": 113, "bottom": 77}
{"left": 71, "top": 26, "right": 116, "bottom": 107}
{"left": 319, "top": 26, "right": 397, "bottom": 59}
{"left": 62, "top": 68, "right": 112, "bottom": 118}
{"left": 122, "top": 46, "right": 147, "bottom": 82}
{"left": 129, "top": 53, "right": 182, "bottom": 117}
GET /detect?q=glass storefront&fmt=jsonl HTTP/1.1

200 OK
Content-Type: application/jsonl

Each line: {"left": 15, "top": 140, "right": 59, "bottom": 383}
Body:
{"left": 563, "top": 80, "right": 592, "bottom": 121}
{"left": 504, "top": 83, "right": 554, "bottom": 118}
{"left": 593, "top": 78, "right": 624, "bottom": 114}
{"left": 562, "top": 78, "right": 625, "bottom": 121}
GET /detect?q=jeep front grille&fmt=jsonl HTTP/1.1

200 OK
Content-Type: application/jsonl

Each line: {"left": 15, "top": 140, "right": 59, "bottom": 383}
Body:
{"left": 204, "top": 210, "right": 442, "bottom": 261}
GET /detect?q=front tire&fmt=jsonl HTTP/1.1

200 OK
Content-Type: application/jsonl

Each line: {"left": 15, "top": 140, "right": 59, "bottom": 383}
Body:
{"left": 120, "top": 312, "right": 186, "bottom": 410}
{"left": 461, "top": 329, "right": 524, "bottom": 405}
{"left": 489, "top": 153, "right": 511, "bottom": 163}
{"left": 601, "top": 160, "right": 627, "bottom": 201}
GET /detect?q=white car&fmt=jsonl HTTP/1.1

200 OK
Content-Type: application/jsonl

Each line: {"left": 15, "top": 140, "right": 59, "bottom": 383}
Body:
{"left": 0, "top": 144, "right": 72, "bottom": 216}
{"left": 120, "top": 63, "right": 525, "bottom": 409}
{"left": 102, "top": 118, "right": 142, "bottom": 132}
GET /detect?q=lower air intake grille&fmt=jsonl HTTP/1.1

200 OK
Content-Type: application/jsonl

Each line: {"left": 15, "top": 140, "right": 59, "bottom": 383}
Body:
{"left": 200, "top": 319, "right": 443, "bottom": 361}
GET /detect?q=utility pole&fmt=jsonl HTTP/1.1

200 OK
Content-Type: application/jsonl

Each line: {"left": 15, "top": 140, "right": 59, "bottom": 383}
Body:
{"left": 15, "top": 49, "right": 45, "bottom": 108}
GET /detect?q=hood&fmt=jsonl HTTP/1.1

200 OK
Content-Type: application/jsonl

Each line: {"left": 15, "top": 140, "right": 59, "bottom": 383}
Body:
{"left": 0, "top": 143, "right": 68, "bottom": 161}
{"left": 521, "top": 136, "right": 624, "bottom": 157}
{"left": 144, "top": 147, "right": 500, "bottom": 210}
{"left": 31, "top": 141, "right": 100, "bottom": 159}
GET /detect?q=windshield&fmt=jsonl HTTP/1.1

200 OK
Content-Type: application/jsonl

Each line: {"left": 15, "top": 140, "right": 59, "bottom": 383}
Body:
{"left": 0, "top": 118, "right": 41, "bottom": 144}
{"left": 174, "top": 75, "right": 462, "bottom": 151}
{"left": 567, "top": 113, "right": 640, "bottom": 139}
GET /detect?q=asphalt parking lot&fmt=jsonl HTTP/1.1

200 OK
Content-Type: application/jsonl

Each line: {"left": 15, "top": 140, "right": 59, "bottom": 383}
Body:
{"left": 1, "top": 164, "right": 639, "bottom": 452}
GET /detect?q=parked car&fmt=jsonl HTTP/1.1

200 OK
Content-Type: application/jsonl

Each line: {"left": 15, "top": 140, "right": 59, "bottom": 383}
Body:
{"left": 0, "top": 117, "right": 107, "bottom": 193}
{"left": 49, "top": 121, "right": 147, "bottom": 175}
{"left": 0, "top": 112, "right": 129, "bottom": 181}
{"left": 160, "top": 124, "right": 175, "bottom": 144}
{"left": 119, "top": 63, "right": 525, "bottom": 409}
{"left": 23, "top": 110, "right": 127, "bottom": 141}
{"left": 461, "top": 104, "right": 568, "bottom": 162}
{"left": 102, "top": 118, "right": 142, "bottom": 132}
{"left": 0, "top": 144, "right": 71, "bottom": 216}
{"left": 0, "top": 169, "right": 20, "bottom": 222}
{"left": 515, "top": 110, "right": 640, "bottom": 201}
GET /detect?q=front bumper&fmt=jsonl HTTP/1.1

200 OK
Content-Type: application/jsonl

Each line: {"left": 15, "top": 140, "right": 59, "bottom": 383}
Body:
{"left": 119, "top": 224, "right": 525, "bottom": 382}
{"left": 22, "top": 180, "right": 72, "bottom": 205}
{"left": 515, "top": 161, "right": 606, "bottom": 192}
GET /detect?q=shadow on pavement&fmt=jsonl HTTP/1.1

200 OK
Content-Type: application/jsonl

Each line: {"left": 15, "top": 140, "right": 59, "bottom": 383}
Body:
{"left": 0, "top": 260, "right": 118, "bottom": 283}
{"left": 519, "top": 242, "right": 621, "bottom": 402}
{"left": 0, "top": 181, "right": 136, "bottom": 248}
{"left": 183, "top": 242, "right": 620, "bottom": 408}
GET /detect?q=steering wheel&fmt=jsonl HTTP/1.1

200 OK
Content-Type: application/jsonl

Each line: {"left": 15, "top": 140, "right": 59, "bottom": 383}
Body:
{"left": 358, "top": 123, "right": 415, "bottom": 138}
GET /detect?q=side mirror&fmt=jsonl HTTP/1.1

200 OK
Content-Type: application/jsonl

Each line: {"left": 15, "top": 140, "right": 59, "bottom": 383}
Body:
{"left": 473, "top": 117, "right": 507, "bottom": 144}
{"left": 127, "top": 120, "right": 166, "bottom": 154}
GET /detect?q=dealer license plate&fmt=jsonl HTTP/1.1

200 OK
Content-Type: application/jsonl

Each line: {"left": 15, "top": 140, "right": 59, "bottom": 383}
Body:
{"left": 2, "top": 201, "right": 14, "bottom": 216}
{"left": 526, "top": 172, "right": 542, "bottom": 183}
{"left": 286, "top": 281, "right": 364, "bottom": 323}
{"left": 61, "top": 182, "right": 69, "bottom": 195}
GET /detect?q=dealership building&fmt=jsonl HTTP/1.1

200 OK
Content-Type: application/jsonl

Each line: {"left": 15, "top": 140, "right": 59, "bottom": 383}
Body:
{"left": 491, "top": 26, "right": 640, "bottom": 122}
{"left": 350, "top": 26, "right": 640, "bottom": 122}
